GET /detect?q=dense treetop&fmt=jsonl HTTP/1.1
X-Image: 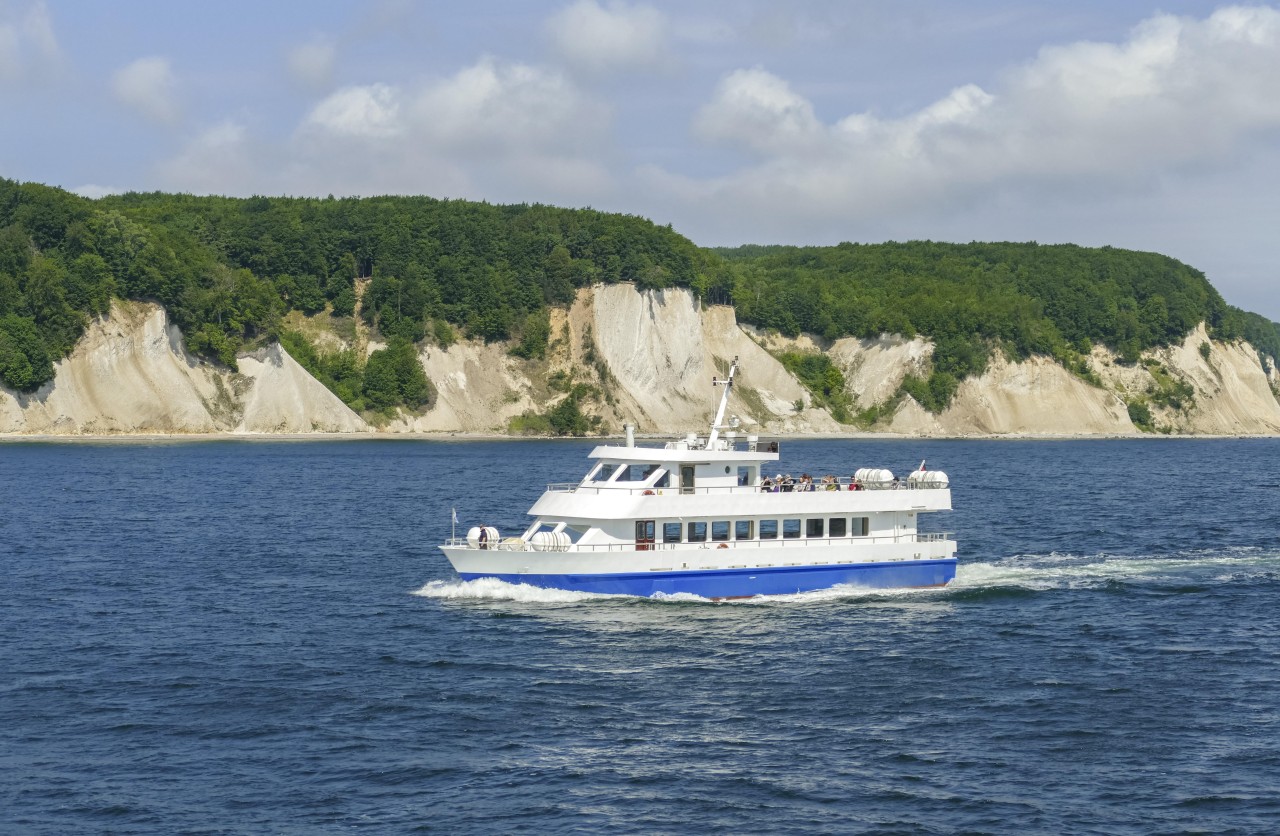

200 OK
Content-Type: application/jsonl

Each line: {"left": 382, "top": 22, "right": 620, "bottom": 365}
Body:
{"left": 718, "top": 241, "right": 1280, "bottom": 409}
{"left": 0, "top": 176, "right": 1276, "bottom": 415}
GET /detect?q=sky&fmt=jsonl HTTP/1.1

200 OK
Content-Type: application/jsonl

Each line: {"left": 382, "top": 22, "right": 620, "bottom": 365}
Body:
{"left": 2, "top": 1, "right": 1279, "bottom": 320}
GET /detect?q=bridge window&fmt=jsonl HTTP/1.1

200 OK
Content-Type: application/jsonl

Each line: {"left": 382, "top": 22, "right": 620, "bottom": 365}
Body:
{"left": 617, "top": 463, "right": 660, "bottom": 481}
{"left": 591, "top": 463, "right": 616, "bottom": 482}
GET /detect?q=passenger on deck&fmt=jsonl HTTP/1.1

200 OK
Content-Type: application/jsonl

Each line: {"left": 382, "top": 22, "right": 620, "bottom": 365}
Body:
{"left": 799, "top": 474, "right": 814, "bottom": 492}
{"left": 849, "top": 476, "right": 862, "bottom": 491}
{"left": 761, "top": 476, "right": 774, "bottom": 492}
{"left": 821, "top": 474, "right": 838, "bottom": 490}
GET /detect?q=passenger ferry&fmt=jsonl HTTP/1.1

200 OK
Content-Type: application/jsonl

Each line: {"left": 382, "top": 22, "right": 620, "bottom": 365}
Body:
{"left": 441, "top": 359, "right": 957, "bottom": 598}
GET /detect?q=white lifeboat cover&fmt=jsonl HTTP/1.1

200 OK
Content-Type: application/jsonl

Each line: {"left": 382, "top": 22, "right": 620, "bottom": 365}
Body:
{"left": 466, "top": 526, "right": 500, "bottom": 548}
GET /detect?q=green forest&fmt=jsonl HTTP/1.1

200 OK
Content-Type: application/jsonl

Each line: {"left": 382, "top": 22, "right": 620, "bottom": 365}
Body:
{"left": 1, "top": 176, "right": 1277, "bottom": 421}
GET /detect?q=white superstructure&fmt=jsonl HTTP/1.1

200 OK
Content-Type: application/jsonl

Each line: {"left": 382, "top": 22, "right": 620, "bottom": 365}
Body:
{"left": 441, "top": 358, "right": 957, "bottom": 598}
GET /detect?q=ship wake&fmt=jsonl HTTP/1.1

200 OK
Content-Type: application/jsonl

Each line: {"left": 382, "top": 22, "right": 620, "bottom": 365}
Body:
{"left": 414, "top": 548, "right": 1279, "bottom": 607}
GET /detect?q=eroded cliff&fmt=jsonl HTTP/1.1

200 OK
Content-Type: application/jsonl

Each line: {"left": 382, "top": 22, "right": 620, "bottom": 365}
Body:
{"left": 2, "top": 288, "right": 1278, "bottom": 437}
{"left": 0, "top": 301, "right": 366, "bottom": 435}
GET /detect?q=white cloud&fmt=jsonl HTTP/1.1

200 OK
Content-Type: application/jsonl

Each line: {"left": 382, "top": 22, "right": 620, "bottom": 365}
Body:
{"left": 287, "top": 36, "right": 336, "bottom": 89}
{"left": 661, "top": 6, "right": 1280, "bottom": 235}
{"left": 111, "top": 56, "right": 179, "bottom": 124}
{"left": 409, "top": 57, "right": 607, "bottom": 152}
{"left": 156, "top": 121, "right": 259, "bottom": 195}
{"left": 303, "top": 84, "right": 402, "bottom": 139}
{"left": 157, "top": 57, "right": 614, "bottom": 204}
{"left": 546, "top": 0, "right": 669, "bottom": 75}
{"left": 693, "top": 67, "right": 822, "bottom": 156}
{"left": 0, "top": 0, "right": 62, "bottom": 84}
{"left": 71, "top": 184, "right": 124, "bottom": 199}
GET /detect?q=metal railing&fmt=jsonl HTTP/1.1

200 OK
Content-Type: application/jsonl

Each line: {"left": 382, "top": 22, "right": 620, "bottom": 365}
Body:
{"left": 445, "top": 532, "right": 953, "bottom": 553}
{"left": 546, "top": 478, "right": 947, "bottom": 496}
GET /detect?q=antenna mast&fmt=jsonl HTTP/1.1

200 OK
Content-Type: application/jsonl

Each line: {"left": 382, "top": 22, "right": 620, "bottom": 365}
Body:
{"left": 707, "top": 356, "right": 738, "bottom": 448}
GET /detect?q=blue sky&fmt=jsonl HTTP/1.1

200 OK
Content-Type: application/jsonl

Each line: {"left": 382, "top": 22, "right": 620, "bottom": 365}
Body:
{"left": 2, "top": 1, "right": 1279, "bottom": 319}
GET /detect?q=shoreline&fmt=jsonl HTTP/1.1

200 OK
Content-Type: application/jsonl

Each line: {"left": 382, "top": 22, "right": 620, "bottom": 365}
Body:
{"left": 2, "top": 430, "right": 1278, "bottom": 444}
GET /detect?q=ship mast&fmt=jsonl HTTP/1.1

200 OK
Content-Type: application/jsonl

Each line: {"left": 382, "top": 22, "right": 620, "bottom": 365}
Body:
{"left": 706, "top": 356, "right": 738, "bottom": 448}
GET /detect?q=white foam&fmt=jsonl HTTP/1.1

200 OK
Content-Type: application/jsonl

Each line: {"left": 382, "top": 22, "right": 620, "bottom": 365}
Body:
{"left": 738, "top": 582, "right": 947, "bottom": 606}
{"left": 412, "top": 578, "right": 626, "bottom": 604}
{"left": 413, "top": 550, "right": 1279, "bottom": 607}
{"left": 952, "top": 550, "right": 1280, "bottom": 591}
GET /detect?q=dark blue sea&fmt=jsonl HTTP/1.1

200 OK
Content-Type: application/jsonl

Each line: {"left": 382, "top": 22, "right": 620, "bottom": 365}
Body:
{"left": 3, "top": 438, "right": 1279, "bottom": 834}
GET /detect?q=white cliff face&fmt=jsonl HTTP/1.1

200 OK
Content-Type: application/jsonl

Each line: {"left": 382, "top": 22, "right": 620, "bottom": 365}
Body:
{"left": 0, "top": 301, "right": 366, "bottom": 435}
{"left": 931, "top": 353, "right": 1135, "bottom": 436}
{"left": 235, "top": 343, "right": 368, "bottom": 433}
{"left": 386, "top": 284, "right": 837, "bottom": 434}
{"left": 384, "top": 339, "right": 538, "bottom": 433}
{"left": 1089, "top": 323, "right": 1280, "bottom": 434}
{"left": 3, "top": 293, "right": 1278, "bottom": 437}
{"left": 878, "top": 322, "right": 1280, "bottom": 436}
{"left": 584, "top": 285, "right": 837, "bottom": 433}
{"left": 827, "top": 334, "right": 933, "bottom": 410}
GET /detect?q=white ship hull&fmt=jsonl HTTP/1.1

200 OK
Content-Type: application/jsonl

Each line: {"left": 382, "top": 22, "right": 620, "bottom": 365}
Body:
{"left": 442, "top": 536, "right": 956, "bottom": 598}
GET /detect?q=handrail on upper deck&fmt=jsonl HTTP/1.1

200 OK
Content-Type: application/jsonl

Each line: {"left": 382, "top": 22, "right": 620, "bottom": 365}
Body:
{"left": 545, "top": 477, "right": 948, "bottom": 495}
{"left": 443, "top": 531, "right": 954, "bottom": 552}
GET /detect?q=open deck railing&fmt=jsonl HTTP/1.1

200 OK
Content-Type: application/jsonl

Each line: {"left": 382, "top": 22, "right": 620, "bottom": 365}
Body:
{"left": 545, "top": 478, "right": 947, "bottom": 495}
{"left": 444, "top": 532, "right": 953, "bottom": 552}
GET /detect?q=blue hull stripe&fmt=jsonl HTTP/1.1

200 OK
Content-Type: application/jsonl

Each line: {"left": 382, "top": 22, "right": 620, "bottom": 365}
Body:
{"left": 459, "top": 559, "right": 957, "bottom": 598}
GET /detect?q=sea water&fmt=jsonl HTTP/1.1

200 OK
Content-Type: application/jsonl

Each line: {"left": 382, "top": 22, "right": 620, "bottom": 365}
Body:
{"left": 2, "top": 438, "right": 1278, "bottom": 833}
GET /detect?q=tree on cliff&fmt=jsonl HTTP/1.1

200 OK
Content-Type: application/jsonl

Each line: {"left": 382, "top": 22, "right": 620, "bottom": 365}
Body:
{"left": 0, "top": 175, "right": 1276, "bottom": 418}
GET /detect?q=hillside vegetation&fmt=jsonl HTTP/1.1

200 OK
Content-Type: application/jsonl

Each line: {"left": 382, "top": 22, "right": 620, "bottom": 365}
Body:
{"left": 1, "top": 176, "right": 1276, "bottom": 419}
{"left": 719, "top": 242, "right": 1279, "bottom": 412}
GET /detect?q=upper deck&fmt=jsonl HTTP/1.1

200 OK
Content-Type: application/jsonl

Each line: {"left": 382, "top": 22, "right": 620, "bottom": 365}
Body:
{"left": 588, "top": 432, "right": 780, "bottom": 465}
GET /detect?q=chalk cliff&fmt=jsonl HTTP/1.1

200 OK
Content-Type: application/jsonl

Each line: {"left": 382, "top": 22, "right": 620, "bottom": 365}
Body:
{"left": 2, "top": 288, "right": 1278, "bottom": 437}
{"left": 0, "top": 300, "right": 366, "bottom": 435}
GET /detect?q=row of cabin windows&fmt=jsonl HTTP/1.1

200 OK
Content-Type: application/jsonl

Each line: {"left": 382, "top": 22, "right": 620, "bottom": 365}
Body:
{"left": 592, "top": 463, "right": 756, "bottom": 487}
{"left": 594, "top": 463, "right": 663, "bottom": 482}
{"left": 659, "top": 517, "right": 871, "bottom": 543}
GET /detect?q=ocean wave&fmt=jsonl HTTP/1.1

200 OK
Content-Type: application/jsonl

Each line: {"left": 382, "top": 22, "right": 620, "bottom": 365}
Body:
{"left": 951, "top": 549, "right": 1280, "bottom": 592}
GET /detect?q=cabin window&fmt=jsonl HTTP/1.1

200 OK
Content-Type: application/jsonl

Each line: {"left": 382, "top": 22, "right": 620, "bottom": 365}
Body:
{"left": 828, "top": 517, "right": 847, "bottom": 537}
{"left": 687, "top": 521, "right": 707, "bottom": 542}
{"left": 617, "top": 463, "right": 660, "bottom": 481}
{"left": 712, "top": 521, "right": 730, "bottom": 541}
{"left": 735, "top": 520, "right": 754, "bottom": 540}
{"left": 759, "top": 519, "right": 778, "bottom": 540}
{"left": 854, "top": 517, "right": 870, "bottom": 537}
{"left": 663, "top": 522, "right": 682, "bottom": 543}
{"left": 783, "top": 519, "right": 801, "bottom": 539}
{"left": 806, "top": 518, "right": 824, "bottom": 538}
{"left": 737, "top": 466, "right": 753, "bottom": 486}
{"left": 593, "top": 463, "right": 616, "bottom": 482}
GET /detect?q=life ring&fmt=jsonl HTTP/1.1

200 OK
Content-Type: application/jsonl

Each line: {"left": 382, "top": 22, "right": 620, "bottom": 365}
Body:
{"left": 717, "top": 543, "right": 729, "bottom": 549}
{"left": 642, "top": 489, "right": 655, "bottom": 496}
